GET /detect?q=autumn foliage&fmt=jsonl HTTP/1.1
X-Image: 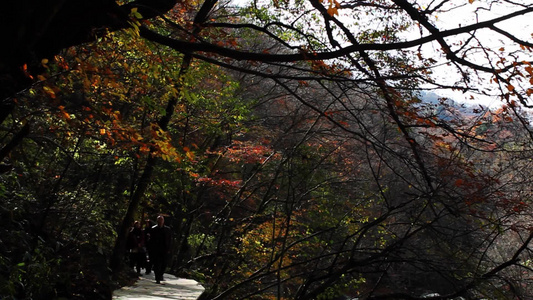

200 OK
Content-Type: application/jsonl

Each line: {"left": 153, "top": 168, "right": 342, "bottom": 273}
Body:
{"left": 1, "top": 0, "right": 533, "bottom": 299}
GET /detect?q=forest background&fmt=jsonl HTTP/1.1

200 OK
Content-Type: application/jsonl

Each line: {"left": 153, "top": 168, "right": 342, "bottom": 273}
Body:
{"left": 1, "top": 0, "right": 533, "bottom": 299}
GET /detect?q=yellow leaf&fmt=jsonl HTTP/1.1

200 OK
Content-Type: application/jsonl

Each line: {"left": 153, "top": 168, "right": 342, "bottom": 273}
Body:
{"left": 186, "top": 151, "right": 195, "bottom": 160}
{"left": 43, "top": 86, "right": 56, "bottom": 98}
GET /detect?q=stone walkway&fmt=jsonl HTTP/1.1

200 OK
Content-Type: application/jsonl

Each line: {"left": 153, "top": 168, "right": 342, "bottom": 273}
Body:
{"left": 113, "top": 272, "right": 205, "bottom": 300}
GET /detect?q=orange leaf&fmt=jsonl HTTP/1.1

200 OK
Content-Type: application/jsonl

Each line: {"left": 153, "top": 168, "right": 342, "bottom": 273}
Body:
{"left": 327, "top": 7, "right": 338, "bottom": 16}
{"left": 43, "top": 86, "right": 56, "bottom": 98}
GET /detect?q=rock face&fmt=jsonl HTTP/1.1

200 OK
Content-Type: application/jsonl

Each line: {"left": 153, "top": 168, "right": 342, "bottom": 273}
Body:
{"left": 113, "top": 273, "right": 205, "bottom": 300}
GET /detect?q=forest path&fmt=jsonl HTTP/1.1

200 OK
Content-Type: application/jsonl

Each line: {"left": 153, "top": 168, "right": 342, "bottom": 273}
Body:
{"left": 112, "top": 272, "right": 205, "bottom": 300}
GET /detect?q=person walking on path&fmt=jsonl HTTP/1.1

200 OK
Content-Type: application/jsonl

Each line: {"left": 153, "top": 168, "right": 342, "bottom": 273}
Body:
{"left": 143, "top": 219, "right": 154, "bottom": 275}
{"left": 127, "top": 221, "right": 146, "bottom": 276}
{"left": 151, "top": 215, "right": 171, "bottom": 284}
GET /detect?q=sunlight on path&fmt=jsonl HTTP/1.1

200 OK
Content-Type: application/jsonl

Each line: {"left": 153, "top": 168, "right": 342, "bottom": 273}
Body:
{"left": 113, "top": 272, "right": 204, "bottom": 300}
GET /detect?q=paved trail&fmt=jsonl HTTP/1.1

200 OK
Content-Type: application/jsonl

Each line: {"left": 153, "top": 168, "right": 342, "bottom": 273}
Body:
{"left": 113, "top": 272, "right": 205, "bottom": 300}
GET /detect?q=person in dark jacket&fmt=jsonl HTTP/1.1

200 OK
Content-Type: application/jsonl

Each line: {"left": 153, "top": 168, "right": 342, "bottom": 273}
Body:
{"left": 127, "top": 220, "right": 146, "bottom": 276}
{"left": 150, "top": 215, "right": 171, "bottom": 284}
{"left": 143, "top": 219, "right": 153, "bottom": 275}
